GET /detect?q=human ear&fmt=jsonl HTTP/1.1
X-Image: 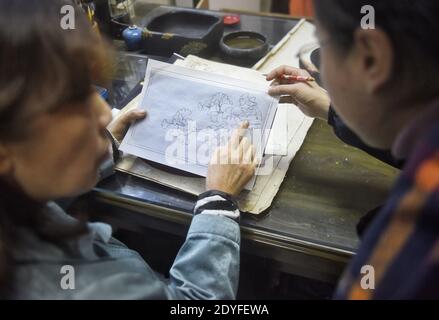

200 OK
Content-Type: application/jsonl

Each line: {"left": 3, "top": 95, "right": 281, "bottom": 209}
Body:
{"left": 353, "top": 28, "right": 394, "bottom": 94}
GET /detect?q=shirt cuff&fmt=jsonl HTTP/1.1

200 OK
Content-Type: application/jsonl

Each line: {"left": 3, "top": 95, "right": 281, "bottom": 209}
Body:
{"left": 193, "top": 190, "right": 240, "bottom": 223}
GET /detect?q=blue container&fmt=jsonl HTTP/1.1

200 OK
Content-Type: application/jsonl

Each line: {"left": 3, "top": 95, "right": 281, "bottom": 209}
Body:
{"left": 122, "top": 25, "right": 143, "bottom": 51}
{"left": 94, "top": 85, "right": 109, "bottom": 101}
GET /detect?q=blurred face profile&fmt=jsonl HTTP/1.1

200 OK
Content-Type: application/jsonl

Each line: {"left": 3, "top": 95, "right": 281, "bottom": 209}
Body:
{"left": 3, "top": 92, "right": 112, "bottom": 201}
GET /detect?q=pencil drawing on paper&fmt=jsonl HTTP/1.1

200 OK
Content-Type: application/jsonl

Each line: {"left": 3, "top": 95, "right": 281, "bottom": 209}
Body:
{"left": 120, "top": 59, "right": 278, "bottom": 180}
{"left": 238, "top": 93, "right": 263, "bottom": 128}
{"left": 160, "top": 108, "right": 197, "bottom": 148}
{"left": 161, "top": 108, "right": 193, "bottom": 131}
{"left": 160, "top": 92, "right": 264, "bottom": 135}
{"left": 197, "top": 92, "right": 263, "bottom": 130}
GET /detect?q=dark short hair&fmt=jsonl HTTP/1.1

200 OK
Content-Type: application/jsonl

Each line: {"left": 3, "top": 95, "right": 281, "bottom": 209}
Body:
{"left": 313, "top": 0, "right": 439, "bottom": 103}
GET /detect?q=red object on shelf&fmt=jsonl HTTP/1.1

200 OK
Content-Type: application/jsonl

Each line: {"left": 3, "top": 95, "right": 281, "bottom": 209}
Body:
{"left": 289, "top": 0, "right": 314, "bottom": 17}
{"left": 223, "top": 14, "right": 240, "bottom": 26}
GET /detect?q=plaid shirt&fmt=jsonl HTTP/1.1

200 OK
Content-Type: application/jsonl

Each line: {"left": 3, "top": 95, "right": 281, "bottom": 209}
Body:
{"left": 332, "top": 102, "right": 439, "bottom": 299}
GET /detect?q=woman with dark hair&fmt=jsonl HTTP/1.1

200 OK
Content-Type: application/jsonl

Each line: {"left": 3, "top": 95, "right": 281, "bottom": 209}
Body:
{"left": 265, "top": 0, "right": 439, "bottom": 298}
{"left": 0, "top": 0, "right": 256, "bottom": 299}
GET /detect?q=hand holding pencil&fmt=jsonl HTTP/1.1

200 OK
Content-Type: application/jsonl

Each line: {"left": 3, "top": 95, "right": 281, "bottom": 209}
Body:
{"left": 266, "top": 65, "right": 331, "bottom": 120}
{"left": 277, "top": 74, "right": 315, "bottom": 83}
{"left": 264, "top": 73, "right": 315, "bottom": 83}
{"left": 265, "top": 65, "right": 316, "bottom": 83}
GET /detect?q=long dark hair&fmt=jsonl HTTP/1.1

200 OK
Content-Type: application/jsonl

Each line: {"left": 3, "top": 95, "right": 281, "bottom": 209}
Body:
{"left": 313, "top": 0, "right": 439, "bottom": 103}
{"left": 0, "top": 0, "right": 111, "bottom": 297}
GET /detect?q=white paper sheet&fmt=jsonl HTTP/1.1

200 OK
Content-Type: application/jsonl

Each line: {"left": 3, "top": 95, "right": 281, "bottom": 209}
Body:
{"left": 120, "top": 60, "right": 279, "bottom": 185}
{"left": 114, "top": 20, "right": 316, "bottom": 213}
{"left": 175, "top": 55, "right": 288, "bottom": 156}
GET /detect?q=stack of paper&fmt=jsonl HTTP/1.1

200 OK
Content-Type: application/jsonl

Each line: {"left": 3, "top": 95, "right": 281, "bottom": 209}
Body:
{"left": 114, "top": 19, "right": 316, "bottom": 214}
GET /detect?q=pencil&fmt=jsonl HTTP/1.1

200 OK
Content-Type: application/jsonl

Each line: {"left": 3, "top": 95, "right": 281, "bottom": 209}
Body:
{"left": 263, "top": 73, "right": 315, "bottom": 82}
{"left": 279, "top": 74, "right": 315, "bottom": 82}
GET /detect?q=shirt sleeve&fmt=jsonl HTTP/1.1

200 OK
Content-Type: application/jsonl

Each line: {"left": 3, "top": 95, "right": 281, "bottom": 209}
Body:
{"left": 20, "top": 195, "right": 241, "bottom": 300}
{"left": 77, "top": 192, "right": 241, "bottom": 300}
{"left": 166, "top": 190, "right": 241, "bottom": 299}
